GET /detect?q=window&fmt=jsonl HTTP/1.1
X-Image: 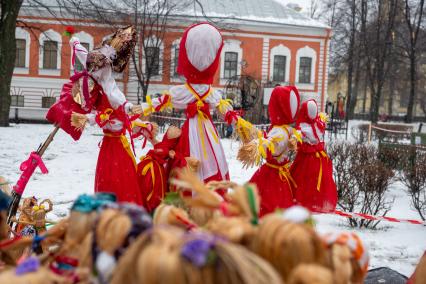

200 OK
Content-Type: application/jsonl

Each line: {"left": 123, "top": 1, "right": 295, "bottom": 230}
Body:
{"left": 43, "top": 41, "right": 58, "bottom": 69}
{"left": 273, "top": 55, "right": 287, "bottom": 82}
{"left": 42, "top": 97, "right": 56, "bottom": 108}
{"left": 173, "top": 45, "right": 179, "bottom": 76}
{"left": 11, "top": 95, "right": 24, "bottom": 107}
{"left": 15, "top": 39, "right": 26, "bottom": 68}
{"left": 299, "top": 57, "right": 312, "bottom": 83}
{"left": 74, "top": 42, "right": 90, "bottom": 72}
{"left": 224, "top": 52, "right": 238, "bottom": 79}
{"left": 145, "top": 46, "right": 160, "bottom": 75}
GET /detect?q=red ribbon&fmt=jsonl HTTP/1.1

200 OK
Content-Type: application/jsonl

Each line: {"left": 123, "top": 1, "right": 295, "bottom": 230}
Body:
{"left": 185, "top": 102, "right": 210, "bottom": 118}
{"left": 13, "top": 152, "right": 48, "bottom": 195}
{"left": 224, "top": 110, "right": 239, "bottom": 125}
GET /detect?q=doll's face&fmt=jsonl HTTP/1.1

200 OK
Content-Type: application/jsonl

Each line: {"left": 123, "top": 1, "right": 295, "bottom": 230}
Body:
{"left": 307, "top": 101, "right": 318, "bottom": 120}
{"left": 290, "top": 90, "right": 299, "bottom": 119}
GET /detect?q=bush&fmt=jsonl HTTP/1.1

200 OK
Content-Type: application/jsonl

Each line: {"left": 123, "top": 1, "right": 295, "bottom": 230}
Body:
{"left": 329, "top": 142, "right": 395, "bottom": 228}
{"left": 400, "top": 151, "right": 426, "bottom": 221}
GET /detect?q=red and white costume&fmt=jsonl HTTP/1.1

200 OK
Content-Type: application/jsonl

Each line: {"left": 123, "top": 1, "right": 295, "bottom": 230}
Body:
{"left": 68, "top": 38, "right": 154, "bottom": 205}
{"left": 140, "top": 23, "right": 238, "bottom": 185}
{"left": 249, "top": 86, "right": 300, "bottom": 216}
{"left": 290, "top": 99, "right": 337, "bottom": 212}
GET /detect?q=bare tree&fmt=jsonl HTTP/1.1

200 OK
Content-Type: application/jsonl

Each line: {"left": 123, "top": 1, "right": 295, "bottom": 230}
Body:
{"left": 399, "top": 0, "right": 425, "bottom": 122}
{"left": 0, "top": 0, "right": 24, "bottom": 127}
{"left": 361, "top": 0, "right": 398, "bottom": 123}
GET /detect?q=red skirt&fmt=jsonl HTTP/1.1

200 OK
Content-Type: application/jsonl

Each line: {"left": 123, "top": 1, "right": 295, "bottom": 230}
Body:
{"left": 249, "top": 160, "right": 295, "bottom": 217}
{"left": 290, "top": 143, "right": 337, "bottom": 213}
{"left": 137, "top": 156, "right": 167, "bottom": 212}
{"left": 95, "top": 134, "right": 143, "bottom": 205}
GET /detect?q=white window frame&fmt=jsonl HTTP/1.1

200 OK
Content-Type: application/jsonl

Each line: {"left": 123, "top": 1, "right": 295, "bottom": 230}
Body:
{"left": 39, "top": 29, "right": 62, "bottom": 76}
{"left": 14, "top": 28, "right": 31, "bottom": 75}
{"left": 220, "top": 39, "right": 243, "bottom": 85}
{"left": 295, "top": 46, "right": 317, "bottom": 90}
{"left": 170, "top": 38, "right": 184, "bottom": 83}
{"left": 70, "top": 31, "right": 94, "bottom": 72}
{"left": 269, "top": 44, "right": 291, "bottom": 84}
{"left": 142, "top": 36, "right": 164, "bottom": 82}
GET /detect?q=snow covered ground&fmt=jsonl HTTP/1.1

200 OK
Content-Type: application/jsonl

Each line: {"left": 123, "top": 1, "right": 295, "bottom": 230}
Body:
{"left": 0, "top": 123, "right": 425, "bottom": 276}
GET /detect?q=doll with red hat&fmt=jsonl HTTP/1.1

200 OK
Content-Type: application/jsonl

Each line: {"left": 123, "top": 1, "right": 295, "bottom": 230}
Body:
{"left": 238, "top": 86, "right": 300, "bottom": 216}
{"left": 138, "top": 23, "right": 245, "bottom": 191}
{"left": 53, "top": 26, "right": 156, "bottom": 205}
{"left": 290, "top": 99, "right": 337, "bottom": 212}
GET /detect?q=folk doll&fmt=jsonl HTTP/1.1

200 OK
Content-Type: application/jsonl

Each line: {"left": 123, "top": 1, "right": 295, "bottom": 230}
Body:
{"left": 290, "top": 99, "right": 337, "bottom": 212}
{"left": 137, "top": 126, "right": 186, "bottom": 212}
{"left": 64, "top": 27, "right": 155, "bottom": 205}
{"left": 138, "top": 23, "right": 246, "bottom": 191}
{"left": 238, "top": 86, "right": 300, "bottom": 216}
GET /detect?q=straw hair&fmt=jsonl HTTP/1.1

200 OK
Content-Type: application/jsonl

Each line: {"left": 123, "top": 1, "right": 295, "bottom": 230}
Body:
{"left": 59, "top": 211, "right": 97, "bottom": 258}
{"left": 153, "top": 204, "right": 196, "bottom": 230}
{"left": 112, "top": 226, "right": 282, "bottom": 284}
{"left": 288, "top": 264, "right": 333, "bottom": 284}
{"left": 328, "top": 243, "right": 352, "bottom": 284}
{"left": 205, "top": 217, "right": 256, "bottom": 245}
{"left": 251, "top": 214, "right": 327, "bottom": 281}
{"left": 237, "top": 141, "right": 260, "bottom": 168}
{"left": 71, "top": 112, "right": 88, "bottom": 131}
{"left": 95, "top": 208, "right": 132, "bottom": 254}
{"left": 111, "top": 226, "right": 186, "bottom": 284}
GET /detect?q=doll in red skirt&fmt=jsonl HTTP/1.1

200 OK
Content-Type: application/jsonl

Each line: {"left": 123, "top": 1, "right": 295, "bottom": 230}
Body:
{"left": 136, "top": 126, "right": 187, "bottom": 212}
{"left": 290, "top": 99, "right": 337, "bottom": 212}
{"left": 238, "top": 86, "right": 300, "bottom": 216}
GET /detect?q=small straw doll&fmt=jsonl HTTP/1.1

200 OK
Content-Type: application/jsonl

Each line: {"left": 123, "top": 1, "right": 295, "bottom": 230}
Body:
{"left": 238, "top": 86, "right": 300, "bottom": 216}
{"left": 290, "top": 99, "right": 337, "bottom": 213}
{"left": 323, "top": 232, "right": 369, "bottom": 284}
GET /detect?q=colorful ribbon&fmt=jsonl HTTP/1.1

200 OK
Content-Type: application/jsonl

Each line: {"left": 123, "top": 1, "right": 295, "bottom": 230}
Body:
{"left": 14, "top": 152, "right": 48, "bottom": 195}
{"left": 266, "top": 162, "right": 297, "bottom": 190}
{"left": 315, "top": 150, "right": 328, "bottom": 191}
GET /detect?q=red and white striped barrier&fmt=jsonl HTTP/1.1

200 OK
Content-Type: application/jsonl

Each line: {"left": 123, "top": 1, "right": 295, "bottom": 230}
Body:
{"left": 321, "top": 210, "right": 426, "bottom": 225}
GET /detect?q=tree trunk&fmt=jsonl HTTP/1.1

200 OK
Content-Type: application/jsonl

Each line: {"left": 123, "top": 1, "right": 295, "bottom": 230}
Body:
{"left": 348, "top": 57, "right": 361, "bottom": 118}
{"left": 0, "top": 1, "right": 23, "bottom": 126}
{"left": 388, "top": 74, "right": 395, "bottom": 116}
{"left": 405, "top": 55, "right": 416, "bottom": 123}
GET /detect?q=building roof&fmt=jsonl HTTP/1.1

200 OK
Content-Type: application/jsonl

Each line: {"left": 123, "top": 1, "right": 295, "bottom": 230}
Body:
{"left": 175, "top": 0, "right": 329, "bottom": 29}
{"left": 22, "top": 0, "right": 329, "bottom": 30}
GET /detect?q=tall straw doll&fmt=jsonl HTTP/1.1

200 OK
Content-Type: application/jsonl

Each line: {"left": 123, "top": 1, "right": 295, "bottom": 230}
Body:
{"left": 137, "top": 23, "right": 250, "bottom": 194}
{"left": 290, "top": 99, "right": 337, "bottom": 212}
{"left": 67, "top": 27, "right": 156, "bottom": 205}
{"left": 238, "top": 86, "right": 300, "bottom": 216}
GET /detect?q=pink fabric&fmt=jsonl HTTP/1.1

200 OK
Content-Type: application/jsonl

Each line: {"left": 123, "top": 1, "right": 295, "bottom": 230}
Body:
{"left": 14, "top": 152, "right": 48, "bottom": 195}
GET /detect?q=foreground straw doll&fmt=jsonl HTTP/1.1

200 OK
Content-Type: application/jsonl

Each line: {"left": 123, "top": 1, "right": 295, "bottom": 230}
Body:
{"left": 238, "top": 86, "right": 300, "bottom": 216}
{"left": 323, "top": 232, "right": 369, "bottom": 284}
{"left": 110, "top": 226, "right": 282, "bottom": 284}
{"left": 291, "top": 99, "right": 337, "bottom": 212}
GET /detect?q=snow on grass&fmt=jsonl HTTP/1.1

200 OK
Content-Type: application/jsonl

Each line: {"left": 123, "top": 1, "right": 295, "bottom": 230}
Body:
{"left": 1, "top": 123, "right": 425, "bottom": 276}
